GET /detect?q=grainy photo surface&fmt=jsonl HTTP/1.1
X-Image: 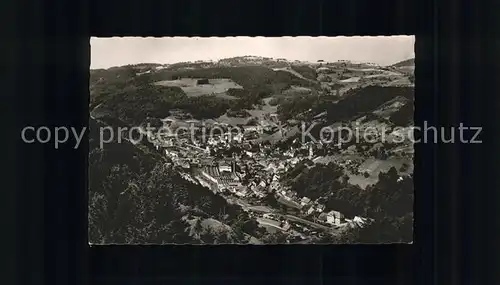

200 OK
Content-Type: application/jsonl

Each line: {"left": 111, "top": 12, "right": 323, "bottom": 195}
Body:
{"left": 88, "top": 36, "right": 415, "bottom": 244}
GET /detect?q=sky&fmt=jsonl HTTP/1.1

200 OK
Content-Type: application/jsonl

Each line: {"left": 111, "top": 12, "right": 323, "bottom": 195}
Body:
{"left": 90, "top": 36, "right": 415, "bottom": 69}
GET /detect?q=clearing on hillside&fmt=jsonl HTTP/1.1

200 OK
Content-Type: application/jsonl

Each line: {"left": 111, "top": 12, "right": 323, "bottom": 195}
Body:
{"left": 348, "top": 157, "right": 413, "bottom": 189}
{"left": 339, "top": 77, "right": 361, "bottom": 83}
{"left": 154, "top": 78, "right": 243, "bottom": 99}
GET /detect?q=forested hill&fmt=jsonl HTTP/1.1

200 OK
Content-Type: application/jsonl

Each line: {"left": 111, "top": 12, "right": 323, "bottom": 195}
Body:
{"left": 391, "top": 58, "right": 415, "bottom": 68}
{"left": 325, "top": 86, "right": 414, "bottom": 123}
{"left": 88, "top": 118, "right": 262, "bottom": 244}
{"left": 89, "top": 63, "right": 319, "bottom": 126}
{"left": 280, "top": 162, "right": 413, "bottom": 243}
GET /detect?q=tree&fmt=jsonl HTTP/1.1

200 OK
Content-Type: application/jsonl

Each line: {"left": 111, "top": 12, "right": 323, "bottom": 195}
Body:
{"left": 88, "top": 192, "right": 108, "bottom": 243}
{"left": 231, "top": 215, "right": 250, "bottom": 243}
{"left": 400, "top": 163, "right": 409, "bottom": 172}
{"left": 168, "top": 220, "right": 193, "bottom": 244}
{"left": 316, "top": 232, "right": 341, "bottom": 244}
{"left": 246, "top": 117, "right": 259, "bottom": 125}
{"left": 214, "top": 230, "right": 232, "bottom": 244}
{"left": 241, "top": 220, "right": 259, "bottom": 236}
{"left": 200, "top": 228, "right": 217, "bottom": 244}
{"left": 193, "top": 218, "right": 203, "bottom": 239}
{"left": 263, "top": 193, "right": 279, "bottom": 208}
{"left": 341, "top": 174, "right": 350, "bottom": 184}
{"left": 347, "top": 217, "right": 407, "bottom": 243}
{"left": 261, "top": 231, "right": 289, "bottom": 244}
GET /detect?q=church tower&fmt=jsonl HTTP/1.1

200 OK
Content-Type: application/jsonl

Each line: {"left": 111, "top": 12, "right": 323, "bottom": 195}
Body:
{"left": 231, "top": 152, "right": 236, "bottom": 173}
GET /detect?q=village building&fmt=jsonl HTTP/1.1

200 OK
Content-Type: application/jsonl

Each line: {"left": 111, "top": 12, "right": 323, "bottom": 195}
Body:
{"left": 316, "top": 204, "right": 326, "bottom": 212}
{"left": 325, "top": 210, "right": 345, "bottom": 225}
{"left": 218, "top": 162, "right": 232, "bottom": 173}
{"left": 306, "top": 206, "right": 315, "bottom": 215}
{"left": 300, "top": 197, "right": 312, "bottom": 206}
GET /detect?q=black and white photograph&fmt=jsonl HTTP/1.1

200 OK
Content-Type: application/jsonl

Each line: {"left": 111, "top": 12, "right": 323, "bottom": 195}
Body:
{"left": 88, "top": 36, "right": 415, "bottom": 244}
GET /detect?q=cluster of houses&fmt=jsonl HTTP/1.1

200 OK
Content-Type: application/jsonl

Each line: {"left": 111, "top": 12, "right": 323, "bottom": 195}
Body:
{"left": 145, "top": 111, "right": 373, "bottom": 234}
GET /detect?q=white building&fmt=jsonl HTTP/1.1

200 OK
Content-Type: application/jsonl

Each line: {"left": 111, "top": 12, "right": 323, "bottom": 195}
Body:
{"left": 300, "top": 197, "right": 311, "bottom": 206}
{"left": 325, "top": 210, "right": 345, "bottom": 225}
{"left": 202, "top": 171, "right": 218, "bottom": 184}
{"left": 282, "top": 221, "right": 291, "bottom": 231}
{"left": 233, "top": 133, "right": 244, "bottom": 143}
{"left": 219, "top": 163, "right": 232, "bottom": 173}
{"left": 165, "top": 149, "right": 179, "bottom": 157}
{"left": 306, "top": 207, "right": 315, "bottom": 215}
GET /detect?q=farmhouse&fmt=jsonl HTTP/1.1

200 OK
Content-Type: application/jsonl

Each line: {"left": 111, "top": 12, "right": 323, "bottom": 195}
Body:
{"left": 197, "top": 78, "right": 209, "bottom": 85}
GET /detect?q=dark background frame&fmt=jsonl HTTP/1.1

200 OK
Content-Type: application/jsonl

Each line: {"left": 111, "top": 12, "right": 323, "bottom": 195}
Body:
{"left": 5, "top": 0, "right": 495, "bottom": 284}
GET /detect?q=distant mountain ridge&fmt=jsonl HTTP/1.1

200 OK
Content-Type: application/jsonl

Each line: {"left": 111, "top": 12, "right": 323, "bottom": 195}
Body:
{"left": 92, "top": 56, "right": 404, "bottom": 71}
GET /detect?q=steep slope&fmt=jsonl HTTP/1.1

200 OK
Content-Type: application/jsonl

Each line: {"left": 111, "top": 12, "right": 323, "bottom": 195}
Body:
{"left": 88, "top": 117, "right": 261, "bottom": 244}
{"left": 150, "top": 65, "right": 318, "bottom": 92}
{"left": 289, "top": 65, "right": 318, "bottom": 81}
{"left": 325, "top": 86, "right": 414, "bottom": 123}
{"left": 90, "top": 63, "right": 322, "bottom": 126}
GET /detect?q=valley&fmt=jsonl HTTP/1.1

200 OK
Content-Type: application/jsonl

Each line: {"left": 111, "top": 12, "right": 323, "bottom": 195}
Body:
{"left": 88, "top": 55, "right": 415, "bottom": 244}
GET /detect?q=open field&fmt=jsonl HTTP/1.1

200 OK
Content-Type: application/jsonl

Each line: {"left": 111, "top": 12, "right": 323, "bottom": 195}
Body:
{"left": 272, "top": 67, "right": 317, "bottom": 82}
{"left": 154, "top": 78, "right": 243, "bottom": 99}
{"left": 358, "top": 157, "right": 409, "bottom": 174}
{"left": 340, "top": 77, "right": 361, "bottom": 83}
{"left": 244, "top": 98, "right": 279, "bottom": 125}
{"left": 348, "top": 156, "right": 413, "bottom": 189}
{"left": 372, "top": 97, "right": 409, "bottom": 117}
{"left": 313, "top": 154, "right": 365, "bottom": 165}
{"left": 215, "top": 114, "right": 252, "bottom": 125}
{"left": 384, "top": 78, "right": 412, "bottom": 86}
{"left": 282, "top": 85, "right": 313, "bottom": 95}
{"left": 365, "top": 74, "right": 394, "bottom": 79}
{"left": 397, "top": 66, "right": 415, "bottom": 73}
{"left": 314, "top": 154, "right": 413, "bottom": 189}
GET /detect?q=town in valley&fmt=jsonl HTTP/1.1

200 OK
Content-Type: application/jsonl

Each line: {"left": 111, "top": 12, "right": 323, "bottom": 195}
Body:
{"left": 89, "top": 37, "right": 415, "bottom": 244}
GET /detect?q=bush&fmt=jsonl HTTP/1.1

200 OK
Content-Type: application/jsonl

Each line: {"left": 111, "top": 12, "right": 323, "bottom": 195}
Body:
{"left": 389, "top": 103, "right": 414, "bottom": 126}
{"left": 268, "top": 97, "right": 281, "bottom": 106}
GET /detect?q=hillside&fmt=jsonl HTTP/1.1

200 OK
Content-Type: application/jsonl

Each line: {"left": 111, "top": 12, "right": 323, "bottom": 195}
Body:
{"left": 89, "top": 55, "right": 414, "bottom": 244}
{"left": 94, "top": 84, "right": 233, "bottom": 125}
{"left": 289, "top": 65, "right": 318, "bottom": 81}
{"left": 391, "top": 58, "right": 415, "bottom": 68}
{"left": 150, "top": 65, "right": 318, "bottom": 91}
{"left": 88, "top": 117, "right": 264, "bottom": 244}
{"left": 325, "top": 86, "right": 413, "bottom": 122}
{"left": 280, "top": 162, "right": 413, "bottom": 243}
{"left": 90, "top": 61, "right": 322, "bottom": 125}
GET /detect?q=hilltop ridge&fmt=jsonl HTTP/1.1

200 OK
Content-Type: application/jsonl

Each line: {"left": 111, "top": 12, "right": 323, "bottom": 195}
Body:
{"left": 91, "top": 55, "right": 415, "bottom": 71}
{"left": 391, "top": 58, "right": 415, "bottom": 68}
